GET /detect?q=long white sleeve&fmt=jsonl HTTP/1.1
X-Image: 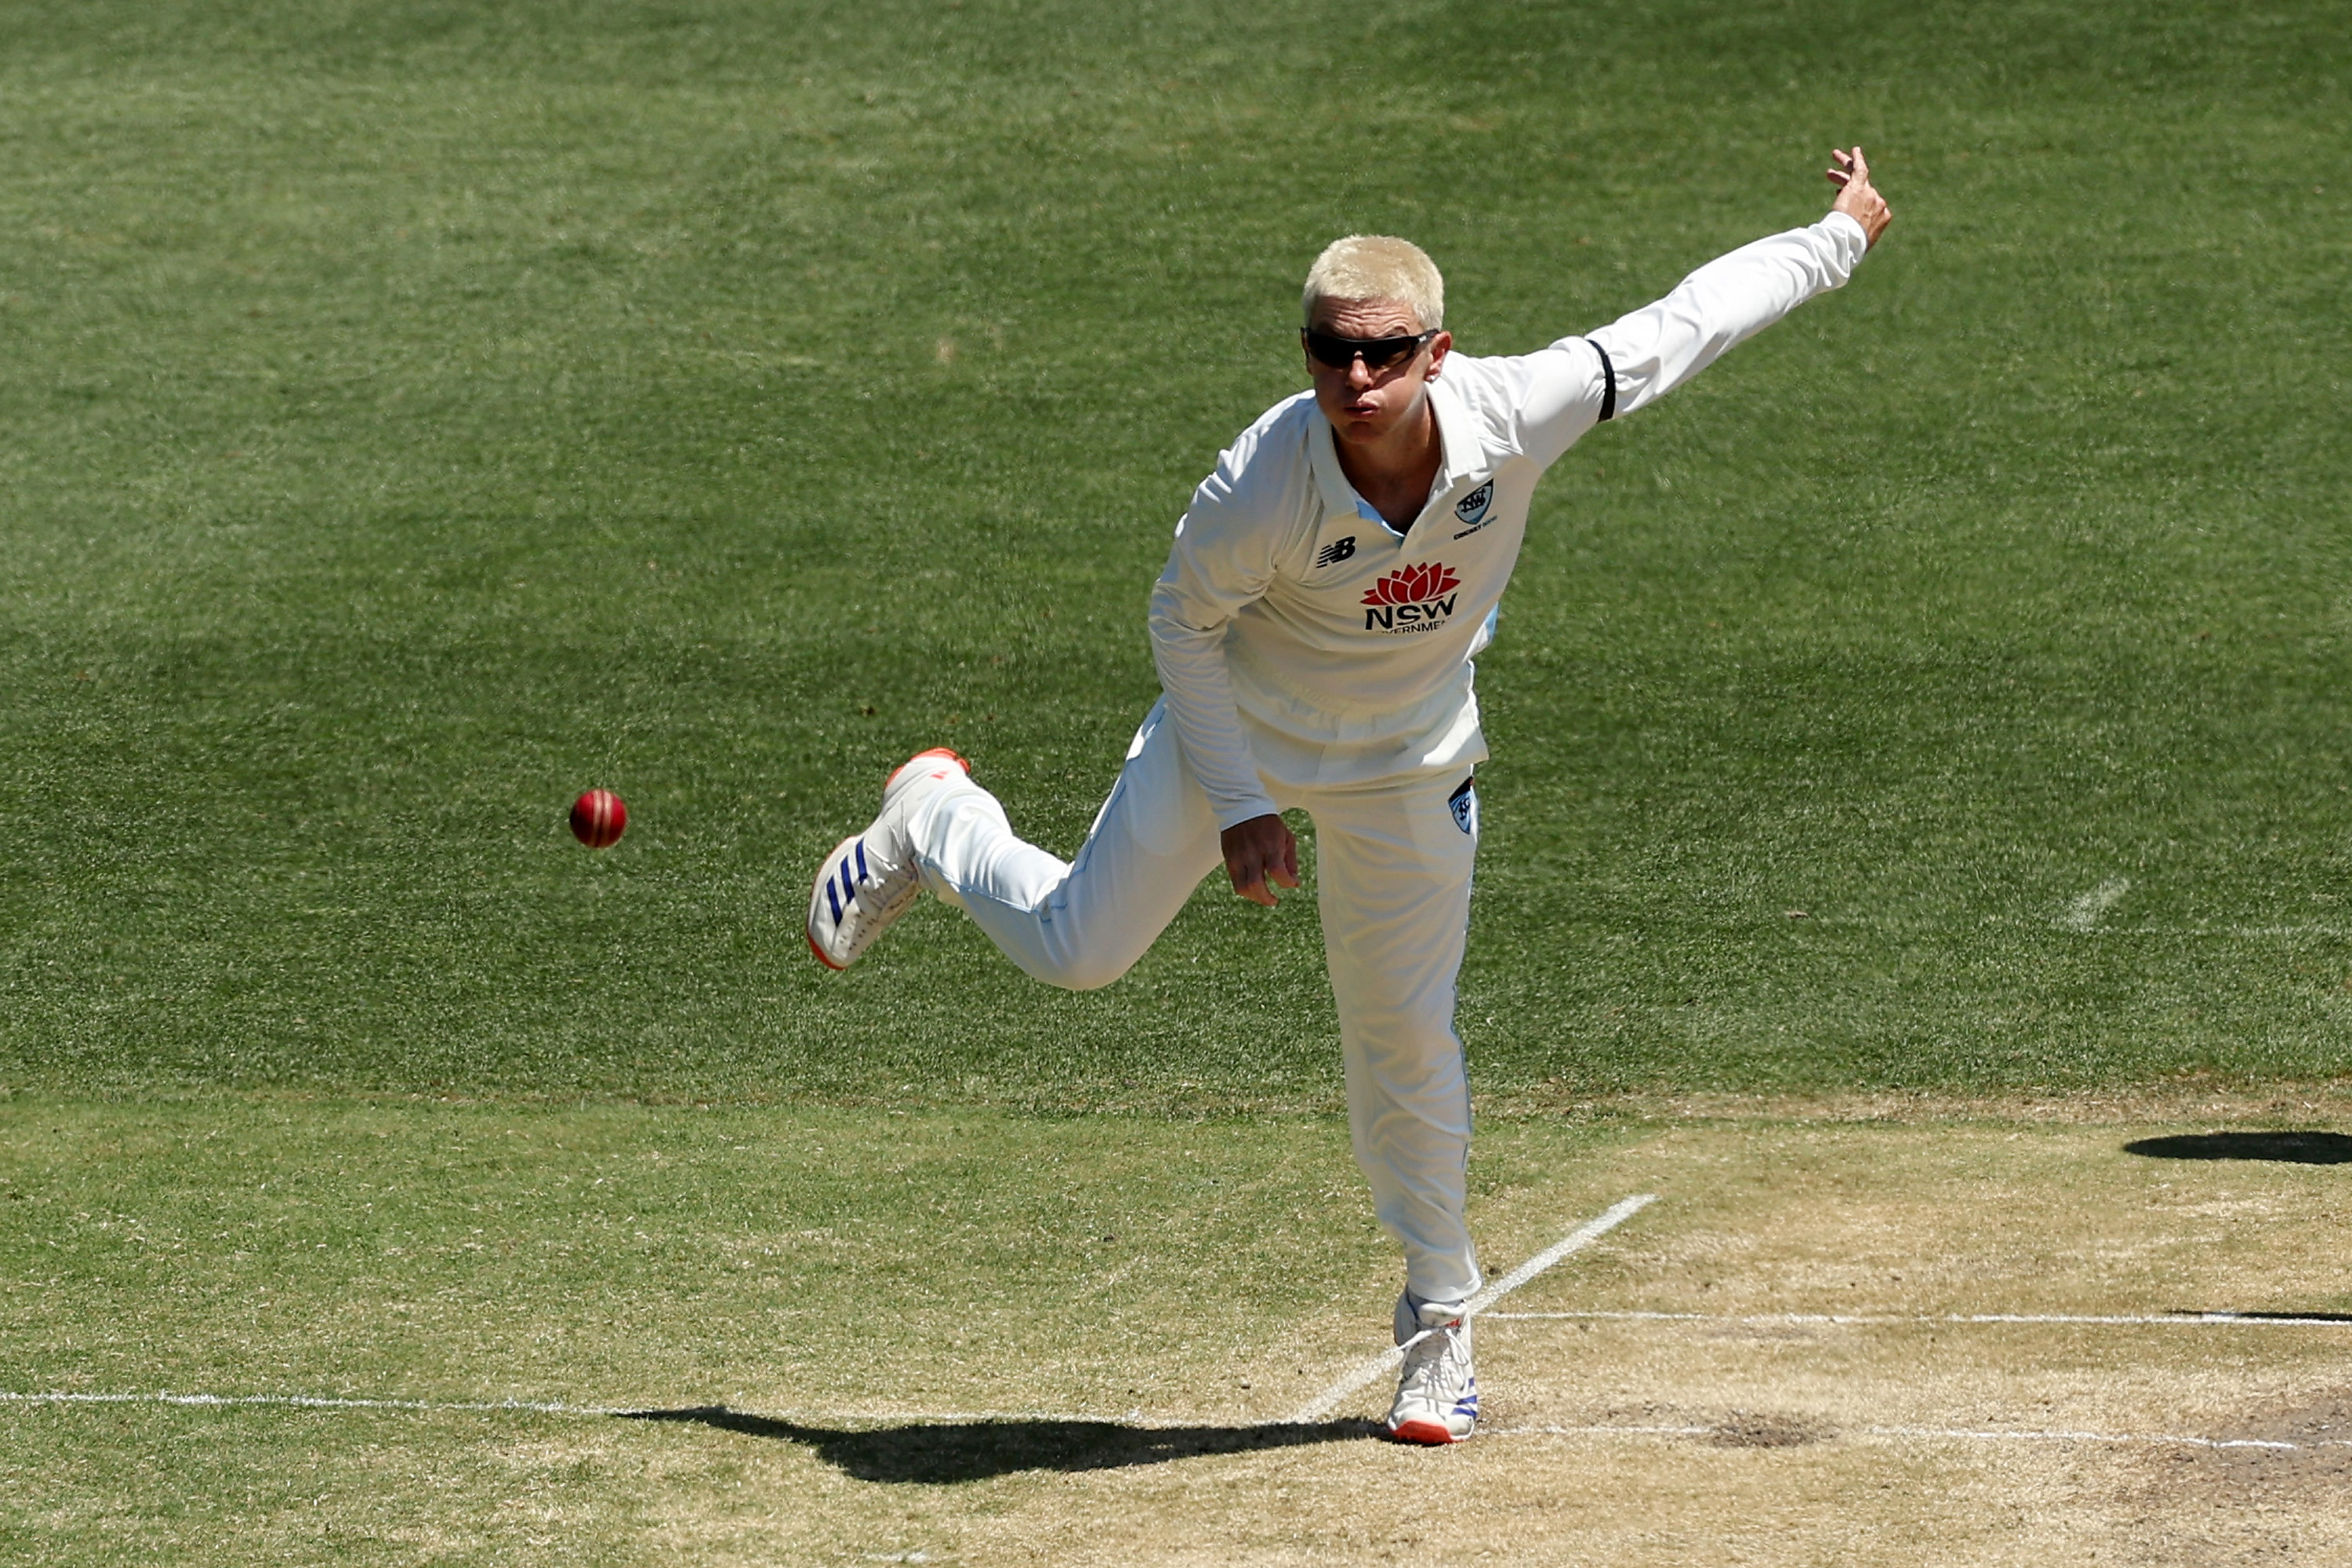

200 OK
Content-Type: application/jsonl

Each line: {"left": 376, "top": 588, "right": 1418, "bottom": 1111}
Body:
{"left": 1590, "top": 210, "right": 1867, "bottom": 420}
{"left": 1148, "top": 586, "right": 1276, "bottom": 830}
{"left": 1146, "top": 416, "right": 1319, "bottom": 829}
{"left": 1512, "top": 210, "right": 1869, "bottom": 466}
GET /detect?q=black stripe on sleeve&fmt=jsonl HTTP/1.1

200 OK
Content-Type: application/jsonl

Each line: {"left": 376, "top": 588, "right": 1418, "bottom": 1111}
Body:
{"left": 1588, "top": 339, "right": 1617, "bottom": 423}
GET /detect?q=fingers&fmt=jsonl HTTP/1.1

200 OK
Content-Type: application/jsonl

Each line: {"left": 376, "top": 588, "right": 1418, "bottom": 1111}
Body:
{"left": 1231, "top": 869, "right": 1279, "bottom": 908}
{"left": 1825, "top": 143, "right": 1890, "bottom": 247}
{"left": 1247, "top": 826, "right": 1300, "bottom": 897}
{"left": 1226, "top": 849, "right": 1270, "bottom": 905}
{"left": 1221, "top": 815, "right": 1297, "bottom": 906}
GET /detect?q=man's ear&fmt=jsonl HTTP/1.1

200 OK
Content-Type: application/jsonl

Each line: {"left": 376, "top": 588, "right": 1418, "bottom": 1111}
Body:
{"left": 1425, "top": 330, "right": 1454, "bottom": 380}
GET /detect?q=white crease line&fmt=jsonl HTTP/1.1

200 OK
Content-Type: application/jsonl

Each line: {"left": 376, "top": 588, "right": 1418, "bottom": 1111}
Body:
{"left": 18, "top": 1392, "right": 2351, "bottom": 1455}
{"left": 1867, "top": 1425, "right": 2349, "bottom": 1451}
{"left": 1286, "top": 1193, "right": 1658, "bottom": 1424}
{"left": 2060, "top": 877, "right": 2132, "bottom": 932}
{"left": 0, "top": 1392, "right": 1119, "bottom": 1425}
{"left": 1482, "top": 1310, "right": 2352, "bottom": 1328}
{"left": 1955, "top": 1312, "right": 2352, "bottom": 1327}
{"left": 0, "top": 1390, "right": 619, "bottom": 1415}
{"left": 1479, "top": 1423, "right": 2352, "bottom": 1452}
{"left": 1479, "top": 1423, "right": 1716, "bottom": 1439}
{"left": 1471, "top": 1197, "right": 1661, "bottom": 1312}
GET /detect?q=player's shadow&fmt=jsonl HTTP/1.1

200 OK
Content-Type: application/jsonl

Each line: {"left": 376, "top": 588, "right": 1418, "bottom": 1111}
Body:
{"left": 2122, "top": 1131, "right": 2352, "bottom": 1165}
{"left": 619, "top": 1407, "right": 1379, "bottom": 1483}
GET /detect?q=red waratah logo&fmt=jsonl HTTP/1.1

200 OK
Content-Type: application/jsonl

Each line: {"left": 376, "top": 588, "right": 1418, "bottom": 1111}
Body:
{"left": 1361, "top": 562, "right": 1464, "bottom": 633}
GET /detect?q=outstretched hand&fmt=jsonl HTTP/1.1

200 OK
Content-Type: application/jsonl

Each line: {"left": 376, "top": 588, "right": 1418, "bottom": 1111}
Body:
{"left": 1221, "top": 812, "right": 1300, "bottom": 907}
{"left": 1826, "top": 146, "right": 1892, "bottom": 248}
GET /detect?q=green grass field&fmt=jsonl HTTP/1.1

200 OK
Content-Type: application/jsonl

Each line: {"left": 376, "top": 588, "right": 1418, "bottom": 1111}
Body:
{"left": 3, "top": 0, "right": 2350, "bottom": 1560}
{"left": 4, "top": 0, "right": 2347, "bottom": 1102}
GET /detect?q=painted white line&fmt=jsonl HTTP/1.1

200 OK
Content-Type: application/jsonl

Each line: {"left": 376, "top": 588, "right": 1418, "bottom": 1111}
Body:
{"left": 1479, "top": 1423, "right": 1716, "bottom": 1440}
{"left": 0, "top": 1392, "right": 1121, "bottom": 1426}
{"left": 1467, "top": 1196, "right": 1661, "bottom": 1315}
{"left": 2061, "top": 877, "right": 2131, "bottom": 932}
{"left": 1866, "top": 1425, "right": 2347, "bottom": 1451}
{"left": 1285, "top": 1193, "right": 1658, "bottom": 1425}
{"left": 1481, "top": 1310, "right": 2352, "bottom": 1329}
{"left": 21, "top": 1390, "right": 2352, "bottom": 1457}
{"left": 0, "top": 1390, "right": 620, "bottom": 1416}
{"left": 1478, "top": 1422, "right": 2352, "bottom": 1452}
{"left": 1956, "top": 1312, "right": 2352, "bottom": 1327}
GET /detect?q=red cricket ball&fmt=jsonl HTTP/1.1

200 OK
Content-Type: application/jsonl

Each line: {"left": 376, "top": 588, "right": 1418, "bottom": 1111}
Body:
{"left": 569, "top": 788, "right": 627, "bottom": 849}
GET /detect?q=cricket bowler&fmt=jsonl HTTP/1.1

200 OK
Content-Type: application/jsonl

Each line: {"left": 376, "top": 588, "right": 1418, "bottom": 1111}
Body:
{"left": 808, "top": 149, "right": 1893, "bottom": 1443}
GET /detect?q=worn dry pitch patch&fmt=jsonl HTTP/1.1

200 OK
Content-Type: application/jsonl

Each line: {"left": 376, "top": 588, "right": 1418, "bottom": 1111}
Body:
{"left": 9, "top": 1105, "right": 2352, "bottom": 1564}
{"left": 700, "top": 1117, "right": 2352, "bottom": 1567}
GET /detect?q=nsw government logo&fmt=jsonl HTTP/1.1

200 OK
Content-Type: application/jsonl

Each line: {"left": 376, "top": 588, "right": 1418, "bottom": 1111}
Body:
{"left": 1362, "top": 561, "right": 1463, "bottom": 633}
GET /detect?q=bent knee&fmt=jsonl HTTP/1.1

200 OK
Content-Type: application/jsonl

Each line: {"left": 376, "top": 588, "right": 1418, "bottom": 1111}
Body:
{"left": 1022, "top": 940, "right": 1142, "bottom": 993}
{"left": 1041, "top": 958, "right": 1136, "bottom": 993}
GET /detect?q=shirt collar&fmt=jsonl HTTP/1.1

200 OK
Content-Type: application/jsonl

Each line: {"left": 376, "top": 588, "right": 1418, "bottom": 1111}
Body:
{"left": 1306, "top": 375, "right": 1490, "bottom": 523}
{"left": 1428, "top": 373, "right": 1486, "bottom": 494}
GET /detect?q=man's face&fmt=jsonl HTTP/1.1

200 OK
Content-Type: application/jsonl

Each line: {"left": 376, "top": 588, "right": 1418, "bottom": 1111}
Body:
{"left": 1305, "top": 296, "right": 1452, "bottom": 449}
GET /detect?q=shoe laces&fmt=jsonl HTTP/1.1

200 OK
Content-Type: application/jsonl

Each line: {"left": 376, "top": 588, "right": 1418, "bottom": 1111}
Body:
{"left": 825, "top": 839, "right": 918, "bottom": 940}
{"left": 1397, "top": 1317, "right": 1470, "bottom": 1399}
{"left": 859, "top": 849, "right": 919, "bottom": 907}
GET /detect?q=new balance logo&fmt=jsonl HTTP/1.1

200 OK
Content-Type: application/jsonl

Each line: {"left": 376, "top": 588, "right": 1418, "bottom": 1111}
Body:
{"left": 1316, "top": 535, "right": 1357, "bottom": 568}
{"left": 1362, "top": 561, "right": 1462, "bottom": 633}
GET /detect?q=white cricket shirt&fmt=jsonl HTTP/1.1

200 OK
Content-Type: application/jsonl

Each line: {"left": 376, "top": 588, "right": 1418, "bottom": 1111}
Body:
{"left": 1148, "top": 212, "right": 1871, "bottom": 829}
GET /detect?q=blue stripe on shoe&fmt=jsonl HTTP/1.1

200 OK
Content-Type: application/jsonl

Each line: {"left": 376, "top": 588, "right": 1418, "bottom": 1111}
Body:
{"left": 838, "top": 857, "right": 855, "bottom": 906}
{"left": 826, "top": 880, "right": 842, "bottom": 922}
{"left": 855, "top": 840, "right": 869, "bottom": 882}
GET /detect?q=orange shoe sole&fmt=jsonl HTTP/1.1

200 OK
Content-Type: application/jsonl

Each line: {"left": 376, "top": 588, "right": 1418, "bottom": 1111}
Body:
{"left": 1385, "top": 1418, "right": 1465, "bottom": 1446}
{"left": 887, "top": 746, "right": 971, "bottom": 788}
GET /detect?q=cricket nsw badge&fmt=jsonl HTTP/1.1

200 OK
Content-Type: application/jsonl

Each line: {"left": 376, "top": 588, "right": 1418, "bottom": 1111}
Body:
{"left": 1449, "top": 776, "right": 1478, "bottom": 836}
{"left": 1451, "top": 480, "right": 1495, "bottom": 539}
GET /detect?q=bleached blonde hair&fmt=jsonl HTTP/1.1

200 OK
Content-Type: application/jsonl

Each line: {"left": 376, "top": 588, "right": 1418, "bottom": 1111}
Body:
{"left": 1302, "top": 234, "right": 1445, "bottom": 332}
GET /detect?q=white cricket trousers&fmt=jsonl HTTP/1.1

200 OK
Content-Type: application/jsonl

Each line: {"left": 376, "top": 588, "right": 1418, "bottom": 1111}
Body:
{"left": 906, "top": 698, "right": 1484, "bottom": 1308}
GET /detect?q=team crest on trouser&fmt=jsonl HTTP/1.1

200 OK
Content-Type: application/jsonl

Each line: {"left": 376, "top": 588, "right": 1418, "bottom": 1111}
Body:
{"left": 1448, "top": 776, "right": 1477, "bottom": 836}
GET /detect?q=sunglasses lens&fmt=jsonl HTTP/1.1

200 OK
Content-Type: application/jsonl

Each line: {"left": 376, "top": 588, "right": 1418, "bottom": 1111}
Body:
{"left": 1305, "top": 331, "right": 1421, "bottom": 371}
{"left": 1304, "top": 332, "right": 1352, "bottom": 368}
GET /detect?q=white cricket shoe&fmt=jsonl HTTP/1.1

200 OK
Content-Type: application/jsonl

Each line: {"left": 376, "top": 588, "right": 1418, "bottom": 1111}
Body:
{"left": 805, "top": 747, "right": 971, "bottom": 971}
{"left": 1385, "top": 1293, "right": 1478, "bottom": 1445}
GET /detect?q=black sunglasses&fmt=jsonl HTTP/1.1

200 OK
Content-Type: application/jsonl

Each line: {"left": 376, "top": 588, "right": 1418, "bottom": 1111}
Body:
{"left": 1301, "top": 327, "right": 1439, "bottom": 372}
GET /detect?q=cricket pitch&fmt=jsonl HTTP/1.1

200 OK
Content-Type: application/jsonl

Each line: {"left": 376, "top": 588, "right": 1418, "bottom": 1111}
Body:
{"left": 6, "top": 1096, "right": 2350, "bottom": 1564}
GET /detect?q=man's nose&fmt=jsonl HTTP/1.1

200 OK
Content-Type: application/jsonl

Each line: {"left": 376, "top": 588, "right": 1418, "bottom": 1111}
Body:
{"left": 1347, "top": 355, "right": 1376, "bottom": 390}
